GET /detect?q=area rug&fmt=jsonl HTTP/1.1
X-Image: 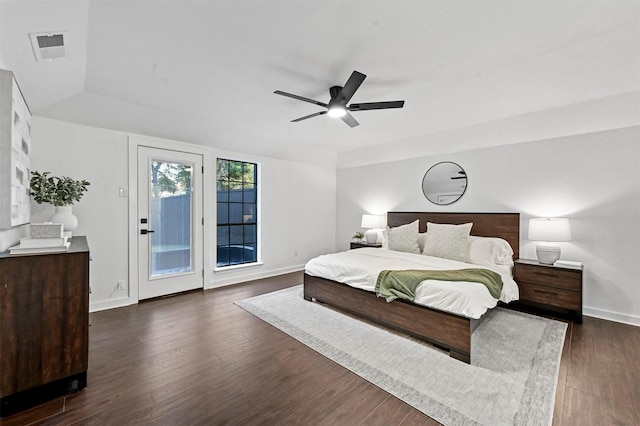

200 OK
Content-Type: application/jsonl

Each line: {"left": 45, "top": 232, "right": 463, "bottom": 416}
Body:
{"left": 235, "top": 285, "right": 567, "bottom": 426}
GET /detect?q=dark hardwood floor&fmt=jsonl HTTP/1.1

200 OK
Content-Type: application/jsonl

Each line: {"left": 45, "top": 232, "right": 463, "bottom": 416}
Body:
{"left": 2, "top": 271, "right": 639, "bottom": 425}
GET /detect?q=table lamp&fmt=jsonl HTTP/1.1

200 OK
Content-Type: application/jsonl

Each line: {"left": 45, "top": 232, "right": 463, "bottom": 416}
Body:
{"left": 528, "top": 218, "right": 572, "bottom": 264}
{"left": 361, "top": 214, "right": 385, "bottom": 244}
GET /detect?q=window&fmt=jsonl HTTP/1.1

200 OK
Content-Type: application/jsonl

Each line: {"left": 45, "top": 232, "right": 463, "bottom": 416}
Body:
{"left": 216, "top": 159, "right": 258, "bottom": 267}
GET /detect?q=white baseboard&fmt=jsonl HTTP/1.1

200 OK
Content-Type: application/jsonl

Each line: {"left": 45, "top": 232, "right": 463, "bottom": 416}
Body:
{"left": 90, "top": 279, "right": 640, "bottom": 329}
{"left": 584, "top": 306, "right": 640, "bottom": 327}
{"left": 89, "top": 266, "right": 304, "bottom": 312}
{"left": 90, "top": 296, "right": 136, "bottom": 313}
{"left": 207, "top": 264, "right": 305, "bottom": 289}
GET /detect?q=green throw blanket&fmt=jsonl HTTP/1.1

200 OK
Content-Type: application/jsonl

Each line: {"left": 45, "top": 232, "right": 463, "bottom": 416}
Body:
{"left": 375, "top": 268, "right": 504, "bottom": 303}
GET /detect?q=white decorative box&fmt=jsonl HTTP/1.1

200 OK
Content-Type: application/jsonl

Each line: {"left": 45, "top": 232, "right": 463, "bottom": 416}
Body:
{"left": 30, "top": 223, "right": 64, "bottom": 239}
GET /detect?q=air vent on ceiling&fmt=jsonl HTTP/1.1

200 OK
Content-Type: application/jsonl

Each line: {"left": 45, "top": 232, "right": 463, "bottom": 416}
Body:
{"left": 29, "top": 31, "right": 68, "bottom": 61}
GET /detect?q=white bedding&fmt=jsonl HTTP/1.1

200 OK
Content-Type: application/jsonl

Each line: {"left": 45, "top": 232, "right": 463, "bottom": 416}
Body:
{"left": 304, "top": 248, "right": 519, "bottom": 319}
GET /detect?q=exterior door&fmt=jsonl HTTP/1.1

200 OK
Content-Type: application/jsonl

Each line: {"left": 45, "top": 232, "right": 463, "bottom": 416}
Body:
{"left": 137, "top": 147, "right": 203, "bottom": 300}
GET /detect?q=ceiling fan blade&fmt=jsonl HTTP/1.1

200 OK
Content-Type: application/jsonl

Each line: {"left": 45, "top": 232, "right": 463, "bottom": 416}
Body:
{"left": 274, "top": 90, "right": 328, "bottom": 108}
{"left": 340, "top": 112, "right": 359, "bottom": 127}
{"left": 336, "top": 71, "right": 366, "bottom": 104}
{"left": 349, "top": 100, "right": 405, "bottom": 111}
{"left": 291, "top": 111, "right": 327, "bottom": 122}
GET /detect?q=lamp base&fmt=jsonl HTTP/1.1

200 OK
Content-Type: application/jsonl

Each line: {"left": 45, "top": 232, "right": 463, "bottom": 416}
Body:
{"left": 365, "top": 229, "right": 378, "bottom": 243}
{"left": 536, "top": 243, "right": 561, "bottom": 265}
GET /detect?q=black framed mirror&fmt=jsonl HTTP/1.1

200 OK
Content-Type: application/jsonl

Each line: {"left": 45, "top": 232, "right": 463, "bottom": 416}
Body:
{"left": 422, "top": 161, "right": 467, "bottom": 205}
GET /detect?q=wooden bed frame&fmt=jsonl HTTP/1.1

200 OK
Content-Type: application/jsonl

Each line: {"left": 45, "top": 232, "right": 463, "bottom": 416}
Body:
{"left": 303, "top": 211, "right": 520, "bottom": 363}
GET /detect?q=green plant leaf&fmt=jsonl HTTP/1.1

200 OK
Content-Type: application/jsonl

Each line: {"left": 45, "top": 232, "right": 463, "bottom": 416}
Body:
{"left": 29, "top": 171, "right": 90, "bottom": 206}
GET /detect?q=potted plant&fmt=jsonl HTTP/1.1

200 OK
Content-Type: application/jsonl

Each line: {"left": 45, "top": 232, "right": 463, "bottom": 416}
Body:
{"left": 30, "top": 171, "right": 90, "bottom": 232}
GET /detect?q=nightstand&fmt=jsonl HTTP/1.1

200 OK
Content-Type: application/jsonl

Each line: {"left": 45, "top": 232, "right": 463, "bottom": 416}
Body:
{"left": 350, "top": 241, "right": 382, "bottom": 249}
{"left": 513, "top": 258, "right": 583, "bottom": 323}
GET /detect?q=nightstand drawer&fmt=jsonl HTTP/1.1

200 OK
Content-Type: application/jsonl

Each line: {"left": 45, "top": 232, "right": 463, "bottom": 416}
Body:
{"left": 518, "top": 282, "right": 581, "bottom": 311}
{"left": 515, "top": 263, "right": 581, "bottom": 291}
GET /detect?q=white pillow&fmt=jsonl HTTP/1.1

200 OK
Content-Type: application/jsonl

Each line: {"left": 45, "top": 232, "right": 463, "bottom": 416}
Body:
{"left": 386, "top": 220, "right": 420, "bottom": 254}
{"left": 418, "top": 232, "right": 427, "bottom": 252}
{"left": 422, "top": 222, "right": 473, "bottom": 262}
{"left": 467, "top": 236, "right": 514, "bottom": 267}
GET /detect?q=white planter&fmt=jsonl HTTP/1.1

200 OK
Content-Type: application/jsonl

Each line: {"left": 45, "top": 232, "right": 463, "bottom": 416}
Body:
{"left": 50, "top": 205, "right": 78, "bottom": 233}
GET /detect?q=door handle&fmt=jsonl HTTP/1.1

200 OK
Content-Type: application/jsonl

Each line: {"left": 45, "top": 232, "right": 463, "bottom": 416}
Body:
{"left": 140, "top": 229, "right": 155, "bottom": 235}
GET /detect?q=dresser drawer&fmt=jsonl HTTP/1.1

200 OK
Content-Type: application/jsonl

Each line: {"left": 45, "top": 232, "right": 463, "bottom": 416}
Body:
{"left": 515, "top": 263, "right": 581, "bottom": 292}
{"left": 518, "top": 282, "right": 581, "bottom": 311}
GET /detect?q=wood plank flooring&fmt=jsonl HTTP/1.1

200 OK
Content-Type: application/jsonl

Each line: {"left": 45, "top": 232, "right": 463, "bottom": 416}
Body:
{"left": 2, "top": 271, "right": 639, "bottom": 425}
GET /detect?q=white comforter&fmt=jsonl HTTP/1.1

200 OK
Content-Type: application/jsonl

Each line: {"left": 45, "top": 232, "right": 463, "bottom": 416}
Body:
{"left": 304, "top": 248, "right": 519, "bottom": 319}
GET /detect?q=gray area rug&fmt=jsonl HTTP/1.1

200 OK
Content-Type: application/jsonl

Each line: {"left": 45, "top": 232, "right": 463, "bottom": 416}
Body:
{"left": 235, "top": 285, "right": 567, "bottom": 426}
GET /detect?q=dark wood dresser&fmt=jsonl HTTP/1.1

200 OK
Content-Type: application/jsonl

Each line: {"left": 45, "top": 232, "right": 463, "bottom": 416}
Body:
{"left": 0, "top": 236, "right": 90, "bottom": 418}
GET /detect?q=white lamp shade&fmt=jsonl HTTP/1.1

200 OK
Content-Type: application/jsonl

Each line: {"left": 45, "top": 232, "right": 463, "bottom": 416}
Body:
{"left": 361, "top": 214, "right": 385, "bottom": 229}
{"left": 528, "top": 218, "right": 572, "bottom": 242}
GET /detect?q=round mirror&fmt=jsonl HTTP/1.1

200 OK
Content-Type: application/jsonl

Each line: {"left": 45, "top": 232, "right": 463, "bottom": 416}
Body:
{"left": 422, "top": 161, "right": 467, "bottom": 205}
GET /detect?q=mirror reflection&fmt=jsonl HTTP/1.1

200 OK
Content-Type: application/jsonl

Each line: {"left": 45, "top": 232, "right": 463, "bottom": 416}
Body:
{"left": 422, "top": 161, "right": 467, "bottom": 205}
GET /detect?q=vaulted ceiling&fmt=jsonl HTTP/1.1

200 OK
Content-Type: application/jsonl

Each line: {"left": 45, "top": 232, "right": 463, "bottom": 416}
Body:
{"left": 1, "top": 0, "right": 638, "bottom": 168}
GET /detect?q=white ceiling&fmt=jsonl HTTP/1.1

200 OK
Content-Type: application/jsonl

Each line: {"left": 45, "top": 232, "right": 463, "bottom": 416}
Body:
{"left": 1, "top": 0, "right": 639, "bottom": 168}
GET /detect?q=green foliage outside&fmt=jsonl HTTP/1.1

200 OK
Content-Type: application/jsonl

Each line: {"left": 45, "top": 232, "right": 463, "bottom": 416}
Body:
{"left": 151, "top": 162, "right": 192, "bottom": 195}
{"left": 217, "top": 159, "right": 255, "bottom": 190}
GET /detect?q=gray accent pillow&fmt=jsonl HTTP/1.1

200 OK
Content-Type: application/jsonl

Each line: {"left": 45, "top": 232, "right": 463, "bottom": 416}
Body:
{"left": 423, "top": 222, "right": 473, "bottom": 262}
{"left": 387, "top": 220, "right": 421, "bottom": 254}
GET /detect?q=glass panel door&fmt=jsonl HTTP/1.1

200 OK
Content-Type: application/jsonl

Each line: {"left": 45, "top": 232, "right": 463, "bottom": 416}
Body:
{"left": 138, "top": 147, "right": 203, "bottom": 300}
{"left": 150, "top": 159, "right": 193, "bottom": 276}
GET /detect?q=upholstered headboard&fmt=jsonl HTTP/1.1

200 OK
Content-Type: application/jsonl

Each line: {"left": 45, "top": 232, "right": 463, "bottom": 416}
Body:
{"left": 387, "top": 212, "right": 520, "bottom": 259}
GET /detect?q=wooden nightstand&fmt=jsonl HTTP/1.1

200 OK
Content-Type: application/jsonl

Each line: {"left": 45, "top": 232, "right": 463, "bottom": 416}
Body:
{"left": 513, "top": 258, "right": 583, "bottom": 323}
{"left": 350, "top": 242, "right": 382, "bottom": 249}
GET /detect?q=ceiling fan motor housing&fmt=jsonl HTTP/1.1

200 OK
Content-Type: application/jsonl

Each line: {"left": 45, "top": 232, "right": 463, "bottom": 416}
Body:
{"left": 329, "top": 86, "right": 343, "bottom": 100}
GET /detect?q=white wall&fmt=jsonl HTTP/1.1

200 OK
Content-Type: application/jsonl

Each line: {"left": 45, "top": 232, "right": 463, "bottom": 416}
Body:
{"left": 337, "top": 126, "right": 640, "bottom": 326}
{"left": 0, "top": 225, "right": 26, "bottom": 252}
{"left": 3, "top": 115, "right": 637, "bottom": 325}
{"left": 28, "top": 118, "right": 131, "bottom": 310}
{"left": 25, "top": 117, "right": 336, "bottom": 312}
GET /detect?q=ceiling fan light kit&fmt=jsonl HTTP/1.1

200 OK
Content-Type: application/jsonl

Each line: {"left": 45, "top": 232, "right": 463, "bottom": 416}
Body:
{"left": 275, "top": 70, "right": 404, "bottom": 127}
{"left": 328, "top": 106, "right": 346, "bottom": 118}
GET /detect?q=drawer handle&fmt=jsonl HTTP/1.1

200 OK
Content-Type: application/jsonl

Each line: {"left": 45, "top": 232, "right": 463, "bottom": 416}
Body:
{"left": 532, "top": 289, "right": 558, "bottom": 296}
{"left": 532, "top": 271, "right": 558, "bottom": 278}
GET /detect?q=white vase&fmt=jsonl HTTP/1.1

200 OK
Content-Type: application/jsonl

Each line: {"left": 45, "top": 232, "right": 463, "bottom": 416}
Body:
{"left": 50, "top": 205, "right": 78, "bottom": 233}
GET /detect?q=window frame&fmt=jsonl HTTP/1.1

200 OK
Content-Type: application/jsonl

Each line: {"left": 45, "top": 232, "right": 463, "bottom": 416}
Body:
{"left": 215, "top": 158, "right": 260, "bottom": 269}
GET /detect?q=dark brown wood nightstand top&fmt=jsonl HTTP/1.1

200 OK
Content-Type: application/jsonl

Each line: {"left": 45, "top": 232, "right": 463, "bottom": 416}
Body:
{"left": 350, "top": 242, "right": 382, "bottom": 249}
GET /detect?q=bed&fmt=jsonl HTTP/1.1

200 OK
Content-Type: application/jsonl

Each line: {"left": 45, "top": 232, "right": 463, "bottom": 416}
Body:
{"left": 303, "top": 211, "right": 520, "bottom": 364}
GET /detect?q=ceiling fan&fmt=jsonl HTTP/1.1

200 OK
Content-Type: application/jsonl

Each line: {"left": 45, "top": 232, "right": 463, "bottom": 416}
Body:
{"left": 274, "top": 70, "right": 404, "bottom": 128}
{"left": 451, "top": 171, "right": 467, "bottom": 180}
